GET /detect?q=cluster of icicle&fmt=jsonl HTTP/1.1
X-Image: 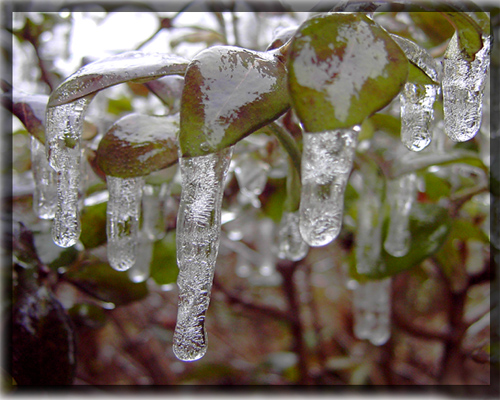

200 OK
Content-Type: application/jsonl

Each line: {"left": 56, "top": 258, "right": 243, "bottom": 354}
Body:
{"left": 33, "top": 27, "right": 490, "bottom": 360}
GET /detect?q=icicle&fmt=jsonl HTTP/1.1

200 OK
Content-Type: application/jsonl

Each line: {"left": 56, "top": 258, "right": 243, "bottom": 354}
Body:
{"left": 173, "top": 147, "right": 233, "bottom": 362}
{"left": 128, "top": 237, "right": 153, "bottom": 283}
{"left": 442, "top": 32, "right": 491, "bottom": 142}
{"left": 141, "top": 183, "right": 170, "bottom": 241}
{"left": 234, "top": 154, "right": 269, "bottom": 208}
{"left": 106, "top": 175, "right": 144, "bottom": 271}
{"left": 400, "top": 82, "right": 439, "bottom": 151}
{"left": 353, "top": 278, "right": 391, "bottom": 346}
{"left": 299, "top": 128, "right": 358, "bottom": 247}
{"left": 31, "top": 136, "right": 57, "bottom": 219}
{"left": 384, "top": 173, "right": 417, "bottom": 257}
{"left": 45, "top": 97, "right": 92, "bottom": 247}
{"left": 277, "top": 211, "right": 309, "bottom": 261}
{"left": 355, "top": 163, "right": 384, "bottom": 275}
{"left": 257, "top": 218, "right": 276, "bottom": 276}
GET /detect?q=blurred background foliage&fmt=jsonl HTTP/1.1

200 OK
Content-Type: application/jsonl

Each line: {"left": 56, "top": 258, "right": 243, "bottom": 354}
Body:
{"left": 2, "top": 0, "right": 498, "bottom": 393}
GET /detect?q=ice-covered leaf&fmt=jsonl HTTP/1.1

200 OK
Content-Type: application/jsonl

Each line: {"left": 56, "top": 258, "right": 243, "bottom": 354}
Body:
{"left": 48, "top": 51, "right": 189, "bottom": 107}
{"left": 391, "top": 149, "right": 488, "bottom": 178}
{"left": 12, "top": 275, "right": 76, "bottom": 385}
{"left": 5, "top": 91, "right": 48, "bottom": 143}
{"left": 64, "top": 262, "right": 148, "bottom": 306}
{"left": 179, "top": 46, "right": 290, "bottom": 157}
{"left": 96, "top": 113, "right": 179, "bottom": 178}
{"left": 287, "top": 13, "right": 408, "bottom": 132}
{"left": 350, "top": 203, "right": 452, "bottom": 281}
{"left": 441, "top": 12, "right": 489, "bottom": 61}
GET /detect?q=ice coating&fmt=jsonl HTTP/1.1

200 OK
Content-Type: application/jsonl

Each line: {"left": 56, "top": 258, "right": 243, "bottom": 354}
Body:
{"left": 400, "top": 82, "right": 439, "bottom": 151}
{"left": 299, "top": 129, "right": 358, "bottom": 247}
{"left": 277, "top": 211, "right": 309, "bottom": 261}
{"left": 293, "top": 20, "right": 388, "bottom": 123}
{"left": 442, "top": 32, "right": 491, "bottom": 142}
{"left": 31, "top": 136, "right": 57, "bottom": 219}
{"left": 384, "top": 173, "right": 417, "bottom": 257}
{"left": 353, "top": 278, "right": 391, "bottom": 346}
{"left": 390, "top": 34, "right": 439, "bottom": 83}
{"left": 141, "top": 183, "right": 170, "bottom": 241}
{"left": 106, "top": 176, "right": 144, "bottom": 271}
{"left": 45, "top": 97, "right": 92, "bottom": 247}
{"left": 173, "top": 147, "right": 233, "bottom": 361}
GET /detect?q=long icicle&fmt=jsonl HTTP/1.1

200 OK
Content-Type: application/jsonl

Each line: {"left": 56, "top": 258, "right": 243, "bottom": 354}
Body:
{"left": 31, "top": 136, "right": 57, "bottom": 219}
{"left": 442, "top": 31, "right": 490, "bottom": 142}
{"left": 384, "top": 172, "right": 417, "bottom": 257}
{"left": 300, "top": 128, "right": 358, "bottom": 247}
{"left": 45, "top": 96, "right": 92, "bottom": 247}
{"left": 173, "top": 146, "right": 233, "bottom": 361}
{"left": 106, "top": 175, "right": 144, "bottom": 271}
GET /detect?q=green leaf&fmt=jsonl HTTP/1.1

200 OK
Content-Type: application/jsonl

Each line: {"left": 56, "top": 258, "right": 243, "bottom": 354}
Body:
{"left": 410, "top": 12, "right": 455, "bottom": 47}
{"left": 96, "top": 113, "right": 179, "bottom": 178}
{"left": 68, "top": 303, "right": 107, "bottom": 329}
{"left": 287, "top": 13, "right": 408, "bottom": 132}
{"left": 179, "top": 46, "right": 290, "bottom": 157}
{"left": 12, "top": 281, "right": 76, "bottom": 385}
{"left": 64, "top": 262, "right": 148, "bottom": 306}
{"left": 149, "top": 231, "right": 179, "bottom": 286}
{"left": 80, "top": 200, "right": 108, "bottom": 249}
{"left": 33, "top": 231, "right": 79, "bottom": 271}
{"left": 107, "top": 96, "right": 133, "bottom": 115}
{"left": 48, "top": 51, "right": 189, "bottom": 107}
{"left": 4, "top": 91, "right": 48, "bottom": 143}
{"left": 350, "top": 203, "right": 452, "bottom": 280}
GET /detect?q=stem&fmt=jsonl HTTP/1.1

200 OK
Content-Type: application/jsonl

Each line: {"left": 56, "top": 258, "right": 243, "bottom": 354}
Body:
{"left": 276, "top": 260, "right": 311, "bottom": 385}
{"left": 267, "top": 122, "right": 302, "bottom": 177}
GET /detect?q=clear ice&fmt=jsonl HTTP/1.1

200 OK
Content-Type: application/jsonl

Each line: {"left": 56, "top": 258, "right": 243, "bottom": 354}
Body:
{"left": 31, "top": 136, "right": 57, "bottom": 219}
{"left": 384, "top": 173, "right": 417, "bottom": 257}
{"left": 400, "top": 82, "right": 439, "bottom": 151}
{"left": 106, "top": 175, "right": 144, "bottom": 271}
{"left": 442, "top": 31, "right": 491, "bottom": 142}
{"left": 173, "top": 147, "right": 233, "bottom": 361}
{"left": 277, "top": 211, "right": 309, "bottom": 261}
{"left": 353, "top": 278, "right": 391, "bottom": 346}
{"left": 45, "top": 97, "right": 92, "bottom": 247}
{"left": 141, "top": 183, "right": 170, "bottom": 241}
{"left": 299, "top": 129, "right": 358, "bottom": 247}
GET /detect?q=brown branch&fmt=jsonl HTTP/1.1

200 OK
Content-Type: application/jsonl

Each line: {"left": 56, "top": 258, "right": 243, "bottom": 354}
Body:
{"left": 393, "top": 305, "right": 451, "bottom": 341}
{"left": 212, "top": 276, "right": 289, "bottom": 322}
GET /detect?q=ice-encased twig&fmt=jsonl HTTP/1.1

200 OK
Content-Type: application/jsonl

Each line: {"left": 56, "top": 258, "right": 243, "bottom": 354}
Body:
{"left": 106, "top": 175, "right": 144, "bottom": 271}
{"left": 299, "top": 129, "right": 358, "bottom": 247}
{"left": 277, "top": 211, "right": 309, "bottom": 261}
{"left": 442, "top": 31, "right": 491, "bottom": 142}
{"left": 173, "top": 147, "right": 233, "bottom": 361}
{"left": 45, "top": 97, "right": 92, "bottom": 247}
{"left": 31, "top": 136, "right": 57, "bottom": 219}
{"left": 353, "top": 278, "right": 391, "bottom": 346}
{"left": 384, "top": 173, "right": 417, "bottom": 257}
